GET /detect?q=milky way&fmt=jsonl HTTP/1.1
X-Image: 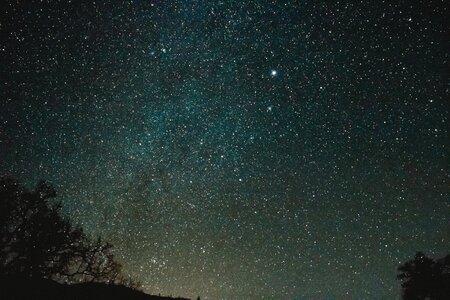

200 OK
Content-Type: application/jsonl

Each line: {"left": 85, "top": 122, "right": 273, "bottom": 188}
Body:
{"left": 1, "top": 1, "right": 448, "bottom": 299}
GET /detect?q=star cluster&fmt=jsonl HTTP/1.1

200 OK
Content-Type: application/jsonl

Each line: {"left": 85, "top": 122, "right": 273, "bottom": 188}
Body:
{"left": 1, "top": 1, "right": 448, "bottom": 299}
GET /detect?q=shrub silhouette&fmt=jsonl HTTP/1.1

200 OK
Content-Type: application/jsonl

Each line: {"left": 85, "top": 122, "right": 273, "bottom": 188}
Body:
{"left": 397, "top": 252, "right": 450, "bottom": 300}
{"left": 0, "top": 177, "right": 139, "bottom": 288}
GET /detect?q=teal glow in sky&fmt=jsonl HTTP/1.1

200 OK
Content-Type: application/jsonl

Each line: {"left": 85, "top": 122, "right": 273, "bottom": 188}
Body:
{"left": 1, "top": 1, "right": 448, "bottom": 299}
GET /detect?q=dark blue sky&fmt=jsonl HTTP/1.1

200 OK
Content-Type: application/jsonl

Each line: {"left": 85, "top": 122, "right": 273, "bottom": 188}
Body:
{"left": 1, "top": 1, "right": 448, "bottom": 299}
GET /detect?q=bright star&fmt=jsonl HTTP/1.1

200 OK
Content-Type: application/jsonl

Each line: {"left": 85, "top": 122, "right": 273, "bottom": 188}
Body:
{"left": 270, "top": 70, "right": 277, "bottom": 77}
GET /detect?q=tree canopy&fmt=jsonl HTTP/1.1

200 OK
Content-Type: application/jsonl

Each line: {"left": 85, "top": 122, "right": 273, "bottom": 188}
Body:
{"left": 397, "top": 252, "right": 450, "bottom": 300}
{"left": 0, "top": 176, "right": 139, "bottom": 288}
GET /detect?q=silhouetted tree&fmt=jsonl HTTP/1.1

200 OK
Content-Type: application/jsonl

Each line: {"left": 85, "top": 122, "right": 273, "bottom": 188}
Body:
{"left": 0, "top": 177, "right": 139, "bottom": 288}
{"left": 0, "top": 177, "right": 82, "bottom": 278}
{"left": 397, "top": 252, "right": 450, "bottom": 300}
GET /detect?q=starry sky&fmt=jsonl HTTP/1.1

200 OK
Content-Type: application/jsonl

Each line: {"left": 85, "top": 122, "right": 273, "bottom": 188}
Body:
{"left": 1, "top": 1, "right": 449, "bottom": 299}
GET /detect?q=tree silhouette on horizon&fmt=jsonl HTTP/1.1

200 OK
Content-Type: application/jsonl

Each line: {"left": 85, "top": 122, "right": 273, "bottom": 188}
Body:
{"left": 0, "top": 176, "right": 139, "bottom": 288}
{"left": 397, "top": 252, "right": 450, "bottom": 300}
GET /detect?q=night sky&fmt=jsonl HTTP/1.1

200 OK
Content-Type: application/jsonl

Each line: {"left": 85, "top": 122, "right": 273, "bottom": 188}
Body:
{"left": 1, "top": 1, "right": 449, "bottom": 299}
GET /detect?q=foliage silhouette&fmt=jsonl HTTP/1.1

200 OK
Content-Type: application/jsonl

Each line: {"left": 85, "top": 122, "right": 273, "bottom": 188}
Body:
{"left": 397, "top": 252, "right": 450, "bottom": 300}
{"left": 0, "top": 176, "right": 139, "bottom": 288}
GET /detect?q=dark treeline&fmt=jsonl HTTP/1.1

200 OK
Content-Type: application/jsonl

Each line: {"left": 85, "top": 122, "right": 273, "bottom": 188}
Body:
{"left": 0, "top": 176, "right": 137, "bottom": 287}
{"left": 397, "top": 252, "right": 450, "bottom": 300}
{"left": 1, "top": 177, "right": 448, "bottom": 299}
{"left": 0, "top": 177, "right": 195, "bottom": 300}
